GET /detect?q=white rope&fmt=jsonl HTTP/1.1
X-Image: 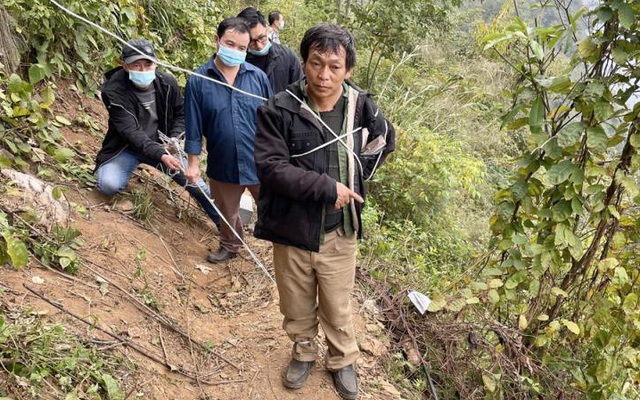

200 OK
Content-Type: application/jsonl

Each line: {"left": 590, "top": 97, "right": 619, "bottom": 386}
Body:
{"left": 159, "top": 132, "right": 275, "bottom": 283}
{"left": 285, "top": 89, "right": 365, "bottom": 175}
{"left": 290, "top": 128, "right": 362, "bottom": 158}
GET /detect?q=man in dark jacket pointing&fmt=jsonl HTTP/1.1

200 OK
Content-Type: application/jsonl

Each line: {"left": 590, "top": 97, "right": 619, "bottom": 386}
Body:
{"left": 254, "top": 24, "right": 395, "bottom": 399}
{"left": 95, "top": 39, "right": 220, "bottom": 228}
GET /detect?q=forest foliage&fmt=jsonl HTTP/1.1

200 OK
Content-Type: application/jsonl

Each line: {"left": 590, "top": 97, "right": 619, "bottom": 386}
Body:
{"left": 1, "top": 0, "right": 640, "bottom": 398}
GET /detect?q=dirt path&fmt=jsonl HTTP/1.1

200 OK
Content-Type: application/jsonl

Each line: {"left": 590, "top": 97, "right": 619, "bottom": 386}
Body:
{"left": 0, "top": 88, "right": 401, "bottom": 399}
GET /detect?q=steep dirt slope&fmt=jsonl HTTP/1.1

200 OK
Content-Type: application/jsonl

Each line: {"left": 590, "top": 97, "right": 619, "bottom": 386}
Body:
{"left": 0, "top": 85, "right": 401, "bottom": 399}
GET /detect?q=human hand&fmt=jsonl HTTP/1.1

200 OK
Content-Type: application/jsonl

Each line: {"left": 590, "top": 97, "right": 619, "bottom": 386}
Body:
{"left": 185, "top": 160, "right": 201, "bottom": 184}
{"left": 161, "top": 154, "right": 182, "bottom": 171}
{"left": 334, "top": 182, "right": 364, "bottom": 210}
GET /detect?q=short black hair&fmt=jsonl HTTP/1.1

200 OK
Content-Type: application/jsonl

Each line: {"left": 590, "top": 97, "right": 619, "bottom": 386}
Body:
{"left": 300, "top": 24, "right": 356, "bottom": 71}
{"left": 268, "top": 11, "right": 282, "bottom": 26}
{"left": 216, "top": 17, "right": 251, "bottom": 38}
{"left": 236, "top": 7, "right": 267, "bottom": 29}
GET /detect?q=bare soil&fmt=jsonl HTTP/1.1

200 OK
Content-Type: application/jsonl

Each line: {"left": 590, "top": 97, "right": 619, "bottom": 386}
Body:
{"left": 0, "top": 84, "right": 402, "bottom": 400}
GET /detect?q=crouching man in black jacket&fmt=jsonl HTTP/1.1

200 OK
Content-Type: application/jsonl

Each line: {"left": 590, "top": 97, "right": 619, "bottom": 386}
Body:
{"left": 95, "top": 39, "right": 220, "bottom": 228}
{"left": 254, "top": 24, "right": 395, "bottom": 400}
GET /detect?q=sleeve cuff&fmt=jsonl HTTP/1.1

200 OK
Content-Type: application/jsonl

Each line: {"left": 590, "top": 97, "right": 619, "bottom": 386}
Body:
{"left": 184, "top": 139, "right": 202, "bottom": 155}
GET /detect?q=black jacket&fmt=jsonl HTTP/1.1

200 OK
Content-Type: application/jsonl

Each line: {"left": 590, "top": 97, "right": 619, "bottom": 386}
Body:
{"left": 246, "top": 43, "right": 304, "bottom": 94}
{"left": 94, "top": 67, "right": 185, "bottom": 170}
{"left": 254, "top": 81, "right": 395, "bottom": 251}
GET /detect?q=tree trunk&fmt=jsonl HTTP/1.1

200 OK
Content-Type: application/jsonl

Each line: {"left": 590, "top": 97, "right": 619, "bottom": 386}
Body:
{"left": 0, "top": 5, "right": 20, "bottom": 74}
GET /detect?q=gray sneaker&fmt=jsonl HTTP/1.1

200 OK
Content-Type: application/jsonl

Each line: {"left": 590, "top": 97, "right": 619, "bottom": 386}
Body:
{"left": 332, "top": 364, "right": 358, "bottom": 399}
{"left": 283, "top": 359, "right": 314, "bottom": 389}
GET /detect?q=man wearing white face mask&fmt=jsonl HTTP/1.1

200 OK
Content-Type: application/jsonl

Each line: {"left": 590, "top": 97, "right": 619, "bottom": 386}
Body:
{"left": 238, "top": 7, "right": 303, "bottom": 94}
{"left": 95, "top": 39, "right": 221, "bottom": 230}
{"left": 185, "top": 18, "right": 272, "bottom": 263}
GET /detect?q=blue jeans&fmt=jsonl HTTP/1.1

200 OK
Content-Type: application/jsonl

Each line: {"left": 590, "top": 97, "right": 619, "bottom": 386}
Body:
{"left": 96, "top": 149, "right": 220, "bottom": 227}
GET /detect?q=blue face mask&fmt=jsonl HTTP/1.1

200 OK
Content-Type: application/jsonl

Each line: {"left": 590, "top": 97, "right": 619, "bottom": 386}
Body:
{"left": 129, "top": 70, "right": 156, "bottom": 88}
{"left": 248, "top": 40, "right": 272, "bottom": 56}
{"left": 217, "top": 44, "right": 246, "bottom": 67}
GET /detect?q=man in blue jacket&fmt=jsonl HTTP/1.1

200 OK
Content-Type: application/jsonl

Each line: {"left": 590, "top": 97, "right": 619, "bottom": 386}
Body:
{"left": 237, "top": 7, "right": 303, "bottom": 94}
{"left": 185, "top": 18, "right": 272, "bottom": 263}
{"left": 95, "top": 39, "right": 220, "bottom": 228}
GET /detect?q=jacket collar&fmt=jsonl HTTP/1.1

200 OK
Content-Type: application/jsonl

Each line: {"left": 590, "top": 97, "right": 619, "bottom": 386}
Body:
{"left": 277, "top": 80, "right": 358, "bottom": 131}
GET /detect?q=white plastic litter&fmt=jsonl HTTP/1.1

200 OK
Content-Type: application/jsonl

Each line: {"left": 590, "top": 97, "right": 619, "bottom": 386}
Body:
{"left": 408, "top": 290, "right": 431, "bottom": 315}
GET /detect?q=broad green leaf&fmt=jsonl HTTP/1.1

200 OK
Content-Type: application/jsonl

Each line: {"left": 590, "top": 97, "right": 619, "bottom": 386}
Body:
{"left": 41, "top": 85, "right": 55, "bottom": 108}
{"left": 537, "top": 314, "right": 549, "bottom": 321}
{"left": 427, "top": 296, "right": 446, "bottom": 312}
{"left": 529, "top": 96, "right": 545, "bottom": 133}
{"left": 594, "top": 101, "right": 614, "bottom": 122}
{"left": 578, "top": 38, "right": 599, "bottom": 62}
{"left": 551, "top": 287, "right": 568, "bottom": 298}
{"left": 612, "top": 47, "right": 629, "bottom": 65}
{"left": 630, "top": 132, "right": 640, "bottom": 148}
{"left": 8, "top": 74, "right": 23, "bottom": 94}
{"left": 547, "top": 160, "right": 577, "bottom": 185}
{"left": 466, "top": 296, "right": 480, "bottom": 305}
{"left": 518, "top": 314, "right": 528, "bottom": 330}
{"left": 1, "top": 232, "right": 29, "bottom": 268}
{"left": 623, "top": 293, "right": 638, "bottom": 313}
{"left": 28, "top": 64, "right": 46, "bottom": 85}
{"left": 55, "top": 115, "right": 72, "bottom": 126}
{"left": 482, "top": 32, "right": 509, "bottom": 51}
{"left": 482, "top": 374, "right": 497, "bottom": 393}
{"left": 56, "top": 247, "right": 76, "bottom": 258}
{"left": 445, "top": 298, "right": 466, "bottom": 312}
{"left": 500, "top": 105, "right": 522, "bottom": 130}
{"left": 59, "top": 257, "right": 71, "bottom": 268}
{"left": 617, "top": 2, "right": 635, "bottom": 29}
{"left": 530, "top": 40, "right": 544, "bottom": 60}
{"left": 598, "top": 258, "right": 619, "bottom": 272}
{"left": 611, "top": 232, "right": 626, "bottom": 250}
{"left": 586, "top": 126, "right": 608, "bottom": 152}
{"left": 618, "top": 175, "right": 639, "bottom": 196}
{"left": 488, "top": 289, "right": 500, "bottom": 304}
{"left": 597, "top": 6, "right": 614, "bottom": 22}
{"left": 547, "top": 320, "right": 561, "bottom": 334}
{"left": 562, "top": 319, "right": 580, "bottom": 335}
{"left": 123, "top": 6, "right": 137, "bottom": 22}
{"left": 613, "top": 266, "right": 629, "bottom": 286}
{"left": 101, "top": 373, "right": 124, "bottom": 400}
{"left": 52, "top": 186, "right": 64, "bottom": 200}
{"left": 534, "top": 335, "right": 548, "bottom": 347}
{"left": 549, "top": 75, "right": 572, "bottom": 93}
{"left": 53, "top": 147, "right": 75, "bottom": 163}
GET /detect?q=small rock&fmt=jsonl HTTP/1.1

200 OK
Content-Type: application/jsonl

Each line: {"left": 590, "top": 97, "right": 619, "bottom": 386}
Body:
{"left": 379, "top": 381, "right": 402, "bottom": 398}
{"left": 31, "top": 276, "right": 46, "bottom": 284}
{"left": 0, "top": 169, "right": 70, "bottom": 230}
{"left": 365, "top": 323, "right": 379, "bottom": 333}
{"left": 115, "top": 200, "right": 134, "bottom": 212}
{"left": 360, "top": 338, "right": 387, "bottom": 357}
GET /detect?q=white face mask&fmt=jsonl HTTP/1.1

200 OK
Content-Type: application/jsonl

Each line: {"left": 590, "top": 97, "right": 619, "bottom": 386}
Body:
{"left": 279, "top": 20, "right": 285, "bottom": 30}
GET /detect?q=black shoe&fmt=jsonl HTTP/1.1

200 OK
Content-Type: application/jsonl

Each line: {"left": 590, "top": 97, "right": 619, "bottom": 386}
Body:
{"left": 283, "top": 359, "right": 314, "bottom": 389}
{"left": 206, "top": 247, "right": 237, "bottom": 263}
{"left": 332, "top": 365, "right": 358, "bottom": 399}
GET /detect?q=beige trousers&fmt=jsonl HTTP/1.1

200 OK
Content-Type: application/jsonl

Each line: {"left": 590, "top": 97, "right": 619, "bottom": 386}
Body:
{"left": 209, "top": 179, "right": 260, "bottom": 253}
{"left": 273, "top": 229, "right": 360, "bottom": 370}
